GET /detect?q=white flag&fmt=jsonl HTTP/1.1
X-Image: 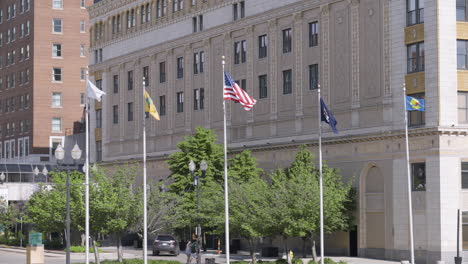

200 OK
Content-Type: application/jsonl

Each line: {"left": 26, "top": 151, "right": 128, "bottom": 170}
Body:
{"left": 87, "top": 80, "right": 106, "bottom": 102}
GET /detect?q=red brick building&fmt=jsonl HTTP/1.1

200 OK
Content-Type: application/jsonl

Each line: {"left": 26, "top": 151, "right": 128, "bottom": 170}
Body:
{"left": 0, "top": 0, "right": 90, "bottom": 187}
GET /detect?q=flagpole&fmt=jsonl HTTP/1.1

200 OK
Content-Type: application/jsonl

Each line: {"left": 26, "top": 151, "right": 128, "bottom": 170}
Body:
{"left": 85, "top": 69, "right": 90, "bottom": 264}
{"left": 317, "top": 87, "right": 324, "bottom": 264}
{"left": 403, "top": 84, "right": 415, "bottom": 264}
{"left": 143, "top": 77, "right": 148, "bottom": 264}
{"left": 221, "top": 56, "right": 230, "bottom": 264}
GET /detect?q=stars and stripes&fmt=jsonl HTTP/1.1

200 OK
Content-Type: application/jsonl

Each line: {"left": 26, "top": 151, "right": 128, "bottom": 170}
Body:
{"left": 223, "top": 71, "right": 256, "bottom": 111}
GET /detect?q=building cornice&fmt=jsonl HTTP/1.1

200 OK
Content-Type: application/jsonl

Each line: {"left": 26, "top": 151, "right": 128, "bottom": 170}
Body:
{"left": 97, "top": 126, "right": 468, "bottom": 166}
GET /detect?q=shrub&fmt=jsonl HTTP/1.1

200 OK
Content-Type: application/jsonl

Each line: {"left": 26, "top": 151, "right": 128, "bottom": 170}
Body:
{"left": 292, "top": 258, "right": 304, "bottom": 264}
{"left": 78, "top": 260, "right": 181, "bottom": 264}
{"left": 275, "top": 259, "right": 288, "bottom": 264}
{"left": 232, "top": 262, "right": 250, "bottom": 264}
{"left": 44, "top": 238, "right": 64, "bottom": 250}
{"left": 69, "top": 246, "right": 102, "bottom": 253}
{"left": 324, "top": 258, "right": 336, "bottom": 264}
{"left": 308, "top": 261, "right": 318, "bottom": 264}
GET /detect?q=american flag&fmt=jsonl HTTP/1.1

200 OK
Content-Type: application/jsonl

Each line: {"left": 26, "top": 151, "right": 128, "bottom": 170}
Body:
{"left": 223, "top": 72, "right": 257, "bottom": 111}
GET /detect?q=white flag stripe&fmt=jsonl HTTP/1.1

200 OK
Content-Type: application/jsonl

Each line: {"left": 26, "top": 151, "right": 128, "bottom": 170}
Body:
{"left": 86, "top": 79, "right": 106, "bottom": 102}
{"left": 223, "top": 72, "right": 256, "bottom": 111}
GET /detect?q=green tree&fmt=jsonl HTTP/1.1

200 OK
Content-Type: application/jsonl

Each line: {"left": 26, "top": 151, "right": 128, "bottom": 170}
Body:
{"left": 167, "top": 127, "right": 226, "bottom": 236}
{"left": 89, "top": 164, "right": 142, "bottom": 263}
{"left": 0, "top": 199, "right": 22, "bottom": 242}
{"left": 229, "top": 150, "right": 263, "bottom": 182}
{"left": 269, "top": 145, "right": 354, "bottom": 262}
{"left": 26, "top": 171, "right": 85, "bottom": 240}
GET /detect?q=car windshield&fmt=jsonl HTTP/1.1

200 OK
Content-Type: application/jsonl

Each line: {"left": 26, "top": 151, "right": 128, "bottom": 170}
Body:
{"left": 157, "top": 236, "right": 174, "bottom": 241}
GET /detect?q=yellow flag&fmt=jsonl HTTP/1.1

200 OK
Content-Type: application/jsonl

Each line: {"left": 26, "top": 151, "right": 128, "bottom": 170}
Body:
{"left": 144, "top": 90, "right": 160, "bottom": 121}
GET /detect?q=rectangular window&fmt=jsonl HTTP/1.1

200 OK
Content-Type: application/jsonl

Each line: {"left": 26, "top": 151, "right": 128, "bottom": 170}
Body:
{"left": 80, "top": 0, "right": 85, "bottom": 8}
{"left": 80, "top": 20, "right": 86, "bottom": 32}
{"left": 200, "top": 51, "right": 205, "bottom": 73}
{"left": 80, "top": 44, "right": 86, "bottom": 57}
{"left": 193, "top": 17, "right": 197, "bottom": 33}
{"left": 240, "top": 1, "right": 245, "bottom": 18}
{"left": 80, "top": 68, "right": 86, "bottom": 80}
{"left": 52, "top": 92, "right": 62, "bottom": 107}
{"left": 53, "top": 68, "right": 62, "bottom": 81}
{"left": 408, "top": 93, "right": 425, "bottom": 126}
{"left": 194, "top": 89, "right": 199, "bottom": 110}
{"left": 127, "top": 102, "right": 134, "bottom": 121}
{"left": 283, "top": 28, "right": 292, "bottom": 53}
{"left": 462, "top": 162, "right": 468, "bottom": 189}
{"left": 159, "top": 95, "right": 166, "bottom": 116}
{"left": 52, "top": 0, "right": 63, "bottom": 9}
{"left": 52, "top": 118, "right": 62, "bottom": 132}
{"left": 53, "top": 18, "right": 63, "bottom": 33}
{"left": 258, "top": 34, "right": 268, "bottom": 59}
{"left": 113, "top": 105, "right": 119, "bottom": 124}
{"left": 458, "top": 40, "right": 468, "bottom": 70}
{"left": 407, "top": 0, "right": 424, "bottom": 26}
{"left": 26, "top": 21, "right": 30, "bottom": 35}
{"left": 160, "top": 61, "right": 166, "bottom": 83}
{"left": 113, "top": 75, "right": 119, "bottom": 93}
{"left": 96, "top": 109, "right": 102, "bottom": 128}
{"left": 259, "top": 74, "right": 268, "bottom": 99}
{"left": 309, "top": 21, "right": 319, "bottom": 47}
{"left": 309, "top": 64, "right": 319, "bottom": 90}
{"left": 128, "top": 71, "right": 133, "bottom": 90}
{"left": 233, "top": 3, "right": 238, "bottom": 21}
{"left": 177, "top": 57, "right": 184, "bottom": 79}
{"left": 234, "top": 41, "right": 241, "bottom": 64}
{"left": 96, "top": 141, "right": 102, "bottom": 162}
{"left": 411, "top": 162, "right": 426, "bottom": 191}
{"left": 194, "top": 53, "right": 199, "bottom": 74}
{"left": 177, "top": 92, "right": 184, "bottom": 113}
{"left": 283, "top": 69, "right": 292, "bottom": 95}
{"left": 143, "top": 66, "right": 149, "bottom": 86}
{"left": 80, "top": 93, "right": 85, "bottom": 105}
{"left": 241, "top": 79, "right": 247, "bottom": 91}
{"left": 53, "top": 43, "right": 62, "bottom": 57}
{"left": 199, "top": 88, "right": 204, "bottom": 110}
{"left": 241, "top": 40, "right": 247, "bottom": 63}
{"left": 199, "top": 15, "right": 203, "bottom": 31}
{"left": 459, "top": 91, "right": 468, "bottom": 124}
{"left": 407, "top": 42, "right": 425, "bottom": 73}
{"left": 458, "top": 0, "right": 467, "bottom": 21}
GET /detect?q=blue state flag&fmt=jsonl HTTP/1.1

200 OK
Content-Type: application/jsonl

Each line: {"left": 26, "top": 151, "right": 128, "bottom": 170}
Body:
{"left": 406, "top": 96, "right": 425, "bottom": 112}
{"left": 320, "top": 98, "right": 338, "bottom": 134}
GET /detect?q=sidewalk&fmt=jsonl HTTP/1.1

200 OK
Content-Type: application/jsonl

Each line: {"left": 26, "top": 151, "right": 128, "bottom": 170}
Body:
{"left": 0, "top": 245, "right": 400, "bottom": 264}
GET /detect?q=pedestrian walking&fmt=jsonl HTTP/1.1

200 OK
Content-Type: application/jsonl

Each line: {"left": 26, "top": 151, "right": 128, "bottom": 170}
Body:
{"left": 185, "top": 241, "right": 193, "bottom": 264}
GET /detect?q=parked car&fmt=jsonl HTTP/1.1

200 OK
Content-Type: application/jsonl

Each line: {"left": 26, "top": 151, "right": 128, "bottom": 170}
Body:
{"left": 152, "top": 234, "right": 179, "bottom": 256}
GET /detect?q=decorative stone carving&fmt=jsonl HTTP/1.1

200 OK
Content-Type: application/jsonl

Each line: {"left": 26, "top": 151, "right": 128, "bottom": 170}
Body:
{"left": 320, "top": 4, "right": 330, "bottom": 16}
{"left": 383, "top": 0, "right": 391, "bottom": 97}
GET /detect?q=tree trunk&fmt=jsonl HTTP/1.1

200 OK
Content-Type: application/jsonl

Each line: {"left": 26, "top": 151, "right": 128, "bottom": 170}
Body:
{"left": 302, "top": 236, "right": 307, "bottom": 258}
{"left": 284, "top": 238, "right": 291, "bottom": 264}
{"left": 81, "top": 233, "right": 85, "bottom": 247}
{"left": 248, "top": 238, "right": 257, "bottom": 264}
{"left": 92, "top": 237, "right": 100, "bottom": 264}
{"left": 311, "top": 239, "right": 318, "bottom": 263}
{"left": 117, "top": 236, "right": 123, "bottom": 262}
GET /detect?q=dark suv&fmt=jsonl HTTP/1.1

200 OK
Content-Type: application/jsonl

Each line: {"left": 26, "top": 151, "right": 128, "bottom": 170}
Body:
{"left": 152, "top": 234, "right": 179, "bottom": 256}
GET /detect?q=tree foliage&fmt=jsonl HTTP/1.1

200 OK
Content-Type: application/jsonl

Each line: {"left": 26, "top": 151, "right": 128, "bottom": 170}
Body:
{"left": 26, "top": 171, "right": 85, "bottom": 234}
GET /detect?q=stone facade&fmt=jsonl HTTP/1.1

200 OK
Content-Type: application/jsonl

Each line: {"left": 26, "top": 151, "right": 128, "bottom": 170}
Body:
{"left": 88, "top": 0, "right": 468, "bottom": 263}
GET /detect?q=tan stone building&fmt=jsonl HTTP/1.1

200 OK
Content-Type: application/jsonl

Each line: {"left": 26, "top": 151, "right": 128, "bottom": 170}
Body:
{"left": 0, "top": 0, "right": 90, "bottom": 201}
{"left": 88, "top": 0, "right": 468, "bottom": 263}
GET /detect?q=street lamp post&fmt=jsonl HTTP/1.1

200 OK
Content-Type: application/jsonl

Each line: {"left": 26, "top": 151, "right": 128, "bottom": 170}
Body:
{"left": 55, "top": 144, "right": 82, "bottom": 264}
{"left": 189, "top": 160, "right": 207, "bottom": 264}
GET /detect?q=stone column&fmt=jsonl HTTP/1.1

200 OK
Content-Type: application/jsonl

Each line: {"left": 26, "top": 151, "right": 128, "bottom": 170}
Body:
{"left": 267, "top": 20, "right": 277, "bottom": 137}
{"left": 246, "top": 25, "right": 255, "bottom": 137}
{"left": 350, "top": 0, "right": 360, "bottom": 128}
{"left": 184, "top": 44, "right": 193, "bottom": 133}
{"left": 167, "top": 49, "right": 174, "bottom": 134}
{"left": 118, "top": 63, "right": 125, "bottom": 153}
{"left": 223, "top": 33, "right": 233, "bottom": 128}
{"left": 203, "top": 38, "right": 212, "bottom": 129}
{"left": 293, "top": 12, "right": 304, "bottom": 134}
{"left": 150, "top": 54, "right": 158, "bottom": 137}
{"left": 320, "top": 4, "right": 330, "bottom": 101}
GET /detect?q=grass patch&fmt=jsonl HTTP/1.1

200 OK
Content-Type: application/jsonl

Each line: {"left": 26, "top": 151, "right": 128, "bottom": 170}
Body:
{"left": 68, "top": 246, "right": 102, "bottom": 253}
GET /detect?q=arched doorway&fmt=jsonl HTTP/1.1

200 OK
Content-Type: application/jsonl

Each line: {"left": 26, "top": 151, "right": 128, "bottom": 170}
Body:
{"left": 359, "top": 164, "right": 386, "bottom": 258}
